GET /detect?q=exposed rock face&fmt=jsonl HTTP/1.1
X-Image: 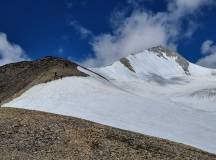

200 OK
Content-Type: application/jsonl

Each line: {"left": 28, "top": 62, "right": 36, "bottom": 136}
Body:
{"left": 120, "top": 58, "right": 135, "bottom": 72}
{"left": 0, "top": 56, "right": 88, "bottom": 105}
{"left": 148, "top": 46, "right": 190, "bottom": 75}
{"left": 0, "top": 108, "right": 215, "bottom": 160}
{"left": 191, "top": 88, "right": 216, "bottom": 99}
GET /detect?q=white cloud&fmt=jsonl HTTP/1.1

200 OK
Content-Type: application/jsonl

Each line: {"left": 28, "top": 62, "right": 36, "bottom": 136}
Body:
{"left": 69, "top": 20, "right": 93, "bottom": 39}
{"left": 86, "top": 12, "right": 167, "bottom": 66}
{"left": 0, "top": 33, "right": 29, "bottom": 66}
{"left": 83, "top": 0, "right": 214, "bottom": 67}
{"left": 201, "top": 40, "right": 216, "bottom": 55}
{"left": 168, "top": 0, "right": 214, "bottom": 19}
{"left": 178, "top": 0, "right": 213, "bottom": 9}
{"left": 197, "top": 40, "right": 216, "bottom": 68}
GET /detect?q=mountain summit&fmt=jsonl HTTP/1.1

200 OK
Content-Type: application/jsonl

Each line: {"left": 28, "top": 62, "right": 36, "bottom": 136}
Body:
{"left": 148, "top": 46, "right": 190, "bottom": 75}
{"left": 94, "top": 46, "right": 214, "bottom": 82}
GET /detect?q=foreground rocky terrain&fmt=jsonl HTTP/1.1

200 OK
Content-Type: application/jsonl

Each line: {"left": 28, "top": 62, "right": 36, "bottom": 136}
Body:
{"left": 0, "top": 107, "right": 215, "bottom": 160}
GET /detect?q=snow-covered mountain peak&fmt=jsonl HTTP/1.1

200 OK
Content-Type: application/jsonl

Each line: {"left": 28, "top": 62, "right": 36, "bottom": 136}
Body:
{"left": 148, "top": 46, "right": 190, "bottom": 75}
{"left": 94, "top": 46, "right": 215, "bottom": 81}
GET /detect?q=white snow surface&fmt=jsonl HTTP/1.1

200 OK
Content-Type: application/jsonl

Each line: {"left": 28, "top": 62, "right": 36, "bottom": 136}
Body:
{"left": 3, "top": 50, "right": 216, "bottom": 153}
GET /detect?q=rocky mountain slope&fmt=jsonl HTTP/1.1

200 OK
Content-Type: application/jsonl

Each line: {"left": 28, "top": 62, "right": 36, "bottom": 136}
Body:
{"left": 0, "top": 107, "right": 215, "bottom": 160}
{"left": 0, "top": 56, "right": 87, "bottom": 105}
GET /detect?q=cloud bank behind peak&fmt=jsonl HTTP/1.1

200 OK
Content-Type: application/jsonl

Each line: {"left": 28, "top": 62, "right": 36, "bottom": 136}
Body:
{"left": 82, "top": 0, "right": 215, "bottom": 67}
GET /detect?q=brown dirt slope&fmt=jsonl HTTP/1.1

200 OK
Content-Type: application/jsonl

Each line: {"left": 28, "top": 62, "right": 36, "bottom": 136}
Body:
{"left": 0, "top": 56, "right": 88, "bottom": 105}
{"left": 0, "top": 107, "right": 215, "bottom": 160}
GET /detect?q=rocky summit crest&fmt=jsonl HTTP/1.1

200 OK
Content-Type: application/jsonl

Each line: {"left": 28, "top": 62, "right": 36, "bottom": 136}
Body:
{"left": 148, "top": 46, "right": 190, "bottom": 75}
{"left": 0, "top": 56, "right": 87, "bottom": 105}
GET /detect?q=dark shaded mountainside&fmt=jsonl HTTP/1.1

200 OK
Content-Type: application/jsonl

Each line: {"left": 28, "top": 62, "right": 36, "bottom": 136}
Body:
{"left": 0, "top": 57, "right": 216, "bottom": 159}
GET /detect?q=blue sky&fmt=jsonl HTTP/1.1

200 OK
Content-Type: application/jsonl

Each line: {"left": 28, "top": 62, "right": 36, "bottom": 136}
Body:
{"left": 0, "top": 0, "right": 216, "bottom": 68}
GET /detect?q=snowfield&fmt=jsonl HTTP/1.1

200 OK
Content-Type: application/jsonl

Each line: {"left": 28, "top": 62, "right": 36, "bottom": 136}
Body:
{"left": 3, "top": 49, "right": 216, "bottom": 154}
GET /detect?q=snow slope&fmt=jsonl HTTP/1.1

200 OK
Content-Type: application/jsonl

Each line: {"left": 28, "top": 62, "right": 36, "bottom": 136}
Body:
{"left": 3, "top": 47, "right": 216, "bottom": 153}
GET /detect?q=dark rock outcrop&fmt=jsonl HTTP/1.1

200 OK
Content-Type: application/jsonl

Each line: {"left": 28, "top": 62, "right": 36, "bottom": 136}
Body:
{"left": 120, "top": 58, "right": 135, "bottom": 72}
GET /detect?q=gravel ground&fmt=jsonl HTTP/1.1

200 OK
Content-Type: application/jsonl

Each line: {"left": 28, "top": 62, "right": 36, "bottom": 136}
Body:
{"left": 0, "top": 107, "right": 215, "bottom": 160}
